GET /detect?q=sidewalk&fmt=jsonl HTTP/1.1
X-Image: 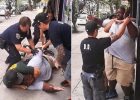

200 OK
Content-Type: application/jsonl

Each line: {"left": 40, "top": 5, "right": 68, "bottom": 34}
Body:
{"left": 72, "top": 25, "right": 124, "bottom": 100}
{"left": 0, "top": 10, "right": 70, "bottom": 100}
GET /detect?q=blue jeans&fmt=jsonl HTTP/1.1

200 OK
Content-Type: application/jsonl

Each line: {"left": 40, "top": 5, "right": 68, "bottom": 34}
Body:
{"left": 64, "top": 59, "right": 71, "bottom": 81}
{"left": 81, "top": 72, "right": 105, "bottom": 100}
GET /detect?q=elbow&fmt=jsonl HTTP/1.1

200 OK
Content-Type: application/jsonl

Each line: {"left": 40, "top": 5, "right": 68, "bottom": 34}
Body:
{"left": 104, "top": 28, "right": 109, "bottom": 33}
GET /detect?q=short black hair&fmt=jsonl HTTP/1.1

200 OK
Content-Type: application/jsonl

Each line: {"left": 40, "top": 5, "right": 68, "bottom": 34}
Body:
{"left": 19, "top": 17, "right": 31, "bottom": 27}
{"left": 85, "top": 20, "right": 98, "bottom": 35}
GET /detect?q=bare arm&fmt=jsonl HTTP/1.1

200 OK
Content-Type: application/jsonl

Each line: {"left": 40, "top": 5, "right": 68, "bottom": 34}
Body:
{"left": 28, "top": 39, "right": 35, "bottom": 49}
{"left": 104, "top": 19, "right": 116, "bottom": 33}
{"left": 40, "top": 29, "right": 46, "bottom": 45}
{"left": 15, "top": 44, "right": 31, "bottom": 53}
{"left": 127, "top": 21, "right": 138, "bottom": 38}
{"left": 12, "top": 85, "right": 27, "bottom": 89}
{"left": 42, "top": 40, "right": 52, "bottom": 49}
{"left": 110, "top": 17, "right": 131, "bottom": 42}
{"left": 87, "top": 15, "right": 103, "bottom": 26}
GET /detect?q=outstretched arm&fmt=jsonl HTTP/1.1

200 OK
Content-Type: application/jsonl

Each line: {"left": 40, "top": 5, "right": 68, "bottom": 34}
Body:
{"left": 104, "top": 19, "right": 116, "bottom": 33}
{"left": 87, "top": 15, "right": 103, "bottom": 26}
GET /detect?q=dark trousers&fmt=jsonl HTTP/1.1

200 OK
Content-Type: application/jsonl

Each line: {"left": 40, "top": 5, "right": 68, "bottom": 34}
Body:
{"left": 81, "top": 72, "right": 105, "bottom": 100}
{"left": 62, "top": 49, "right": 71, "bottom": 81}
{"left": 64, "top": 59, "right": 71, "bottom": 81}
{"left": 5, "top": 42, "right": 21, "bottom": 65}
{"left": 62, "top": 49, "right": 71, "bottom": 70}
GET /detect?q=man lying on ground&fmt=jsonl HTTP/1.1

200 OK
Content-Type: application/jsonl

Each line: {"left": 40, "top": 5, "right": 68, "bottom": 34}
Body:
{"left": 3, "top": 49, "right": 64, "bottom": 92}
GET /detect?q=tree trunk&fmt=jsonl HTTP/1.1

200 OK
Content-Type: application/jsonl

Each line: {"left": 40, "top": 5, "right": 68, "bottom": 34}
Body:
{"left": 109, "top": 2, "right": 114, "bottom": 14}
{"left": 28, "top": 0, "right": 32, "bottom": 10}
{"left": 15, "top": 0, "right": 18, "bottom": 14}
{"left": 95, "top": 0, "right": 99, "bottom": 17}
{"left": 33, "top": 0, "right": 36, "bottom": 9}
{"left": 72, "top": 0, "right": 78, "bottom": 32}
{"left": 114, "top": 0, "right": 121, "bottom": 12}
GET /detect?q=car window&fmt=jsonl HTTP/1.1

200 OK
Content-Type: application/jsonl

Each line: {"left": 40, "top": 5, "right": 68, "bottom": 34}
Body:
{"left": 78, "top": 14, "right": 87, "bottom": 19}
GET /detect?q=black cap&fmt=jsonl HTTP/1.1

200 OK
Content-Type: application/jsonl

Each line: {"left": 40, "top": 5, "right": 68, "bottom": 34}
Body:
{"left": 32, "top": 13, "right": 49, "bottom": 26}
{"left": 85, "top": 21, "right": 98, "bottom": 33}
{"left": 3, "top": 70, "right": 24, "bottom": 88}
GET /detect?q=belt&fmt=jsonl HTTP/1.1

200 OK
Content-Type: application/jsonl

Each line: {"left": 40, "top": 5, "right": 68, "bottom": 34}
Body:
{"left": 82, "top": 71, "right": 95, "bottom": 78}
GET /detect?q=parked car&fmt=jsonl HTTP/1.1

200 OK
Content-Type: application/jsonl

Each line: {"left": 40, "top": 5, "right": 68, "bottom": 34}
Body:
{"left": 0, "top": 5, "right": 6, "bottom": 16}
{"left": 76, "top": 13, "right": 87, "bottom": 25}
{"left": 0, "top": 7, "right": 5, "bottom": 16}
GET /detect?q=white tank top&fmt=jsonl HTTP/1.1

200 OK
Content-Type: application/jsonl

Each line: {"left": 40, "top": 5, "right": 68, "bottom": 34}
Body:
{"left": 105, "top": 22, "right": 136, "bottom": 64}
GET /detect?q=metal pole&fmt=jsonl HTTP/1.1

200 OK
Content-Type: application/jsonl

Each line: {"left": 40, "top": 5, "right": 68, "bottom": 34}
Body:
{"left": 58, "top": 0, "right": 64, "bottom": 21}
{"left": 135, "top": 0, "right": 140, "bottom": 99}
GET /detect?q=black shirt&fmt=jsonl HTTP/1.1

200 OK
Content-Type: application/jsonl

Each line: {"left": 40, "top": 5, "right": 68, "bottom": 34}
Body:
{"left": 0, "top": 23, "right": 32, "bottom": 44}
{"left": 49, "top": 21, "right": 71, "bottom": 51}
{"left": 9, "top": 61, "right": 34, "bottom": 75}
{"left": 80, "top": 37, "right": 111, "bottom": 73}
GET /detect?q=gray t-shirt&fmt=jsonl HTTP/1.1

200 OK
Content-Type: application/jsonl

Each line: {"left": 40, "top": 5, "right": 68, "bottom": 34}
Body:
{"left": 105, "top": 22, "right": 136, "bottom": 64}
{"left": 27, "top": 49, "right": 52, "bottom": 90}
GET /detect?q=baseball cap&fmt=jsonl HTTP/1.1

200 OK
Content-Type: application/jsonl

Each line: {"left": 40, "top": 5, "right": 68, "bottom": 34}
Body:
{"left": 3, "top": 70, "right": 24, "bottom": 88}
{"left": 32, "top": 13, "right": 49, "bottom": 26}
{"left": 85, "top": 20, "right": 99, "bottom": 33}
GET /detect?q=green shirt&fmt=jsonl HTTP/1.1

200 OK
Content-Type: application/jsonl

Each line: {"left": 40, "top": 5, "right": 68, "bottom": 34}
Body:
{"left": 9, "top": 61, "right": 34, "bottom": 75}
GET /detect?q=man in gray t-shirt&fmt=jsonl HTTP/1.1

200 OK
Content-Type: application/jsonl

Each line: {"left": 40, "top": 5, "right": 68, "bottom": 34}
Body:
{"left": 104, "top": 6, "right": 138, "bottom": 100}
{"left": 3, "top": 49, "right": 64, "bottom": 92}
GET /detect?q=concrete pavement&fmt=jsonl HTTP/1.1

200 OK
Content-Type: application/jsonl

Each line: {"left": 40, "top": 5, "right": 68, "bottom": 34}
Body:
{"left": 72, "top": 25, "right": 125, "bottom": 100}
{"left": 0, "top": 10, "right": 70, "bottom": 100}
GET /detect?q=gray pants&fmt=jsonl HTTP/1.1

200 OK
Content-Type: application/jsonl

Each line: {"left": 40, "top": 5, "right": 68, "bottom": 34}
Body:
{"left": 81, "top": 72, "right": 105, "bottom": 100}
{"left": 62, "top": 49, "right": 71, "bottom": 81}
{"left": 64, "top": 59, "right": 71, "bottom": 81}
{"left": 62, "top": 49, "right": 71, "bottom": 70}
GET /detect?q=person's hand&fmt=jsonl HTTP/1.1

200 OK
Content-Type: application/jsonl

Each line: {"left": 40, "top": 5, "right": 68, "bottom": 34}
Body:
{"left": 43, "top": 83, "right": 64, "bottom": 93}
{"left": 123, "top": 17, "right": 131, "bottom": 25}
{"left": 42, "top": 44, "right": 46, "bottom": 50}
{"left": 54, "top": 60, "right": 61, "bottom": 69}
{"left": 19, "top": 85, "right": 28, "bottom": 90}
{"left": 115, "top": 20, "right": 124, "bottom": 24}
{"left": 87, "top": 15, "right": 96, "bottom": 21}
{"left": 42, "top": 44, "right": 49, "bottom": 50}
{"left": 34, "top": 67, "right": 40, "bottom": 79}
{"left": 31, "top": 48, "right": 39, "bottom": 55}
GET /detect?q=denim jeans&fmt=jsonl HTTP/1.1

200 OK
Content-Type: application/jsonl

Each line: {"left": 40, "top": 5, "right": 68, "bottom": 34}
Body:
{"left": 64, "top": 59, "right": 71, "bottom": 81}
{"left": 81, "top": 71, "right": 105, "bottom": 100}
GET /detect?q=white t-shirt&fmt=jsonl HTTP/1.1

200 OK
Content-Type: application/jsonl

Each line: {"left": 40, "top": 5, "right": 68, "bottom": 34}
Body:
{"left": 27, "top": 49, "right": 52, "bottom": 90}
{"left": 106, "top": 22, "right": 136, "bottom": 64}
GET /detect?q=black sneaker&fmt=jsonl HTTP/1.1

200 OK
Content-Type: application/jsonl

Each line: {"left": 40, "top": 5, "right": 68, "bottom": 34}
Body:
{"left": 124, "top": 95, "right": 134, "bottom": 100}
{"left": 106, "top": 89, "right": 118, "bottom": 99}
{"left": 5, "top": 57, "right": 10, "bottom": 64}
{"left": 124, "top": 96, "right": 129, "bottom": 100}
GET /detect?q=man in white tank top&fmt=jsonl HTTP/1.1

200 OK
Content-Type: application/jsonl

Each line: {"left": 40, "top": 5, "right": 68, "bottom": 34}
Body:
{"left": 104, "top": 6, "right": 138, "bottom": 100}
